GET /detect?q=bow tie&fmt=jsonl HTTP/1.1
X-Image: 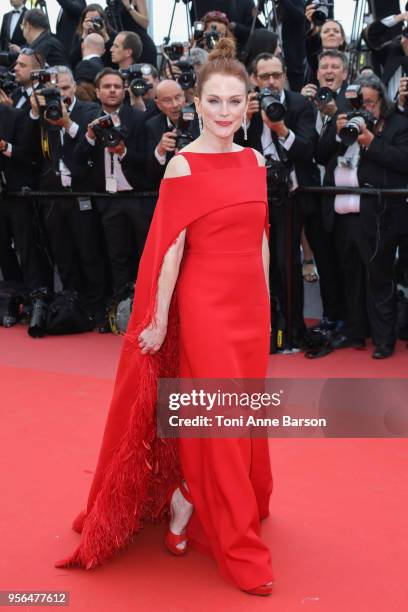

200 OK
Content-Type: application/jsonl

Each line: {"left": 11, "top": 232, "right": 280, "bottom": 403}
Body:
{"left": 11, "top": 10, "right": 21, "bottom": 14}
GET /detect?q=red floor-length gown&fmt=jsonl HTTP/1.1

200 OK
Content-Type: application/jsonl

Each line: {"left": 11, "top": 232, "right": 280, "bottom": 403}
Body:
{"left": 176, "top": 150, "right": 273, "bottom": 590}
{"left": 57, "top": 148, "right": 273, "bottom": 590}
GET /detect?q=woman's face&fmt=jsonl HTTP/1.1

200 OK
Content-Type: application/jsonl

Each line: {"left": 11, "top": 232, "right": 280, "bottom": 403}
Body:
{"left": 321, "top": 21, "right": 344, "bottom": 49}
{"left": 196, "top": 74, "right": 247, "bottom": 140}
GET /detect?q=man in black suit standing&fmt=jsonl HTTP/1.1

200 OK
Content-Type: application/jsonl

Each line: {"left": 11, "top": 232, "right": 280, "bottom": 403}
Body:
{"left": 0, "top": 0, "right": 27, "bottom": 52}
{"left": 25, "top": 66, "right": 107, "bottom": 323}
{"left": 55, "top": 0, "right": 86, "bottom": 59}
{"left": 238, "top": 53, "right": 319, "bottom": 348}
{"left": 21, "top": 9, "right": 68, "bottom": 67}
{"left": 74, "top": 33, "right": 105, "bottom": 86}
{"left": 145, "top": 79, "right": 200, "bottom": 187}
{"left": 76, "top": 68, "right": 153, "bottom": 295}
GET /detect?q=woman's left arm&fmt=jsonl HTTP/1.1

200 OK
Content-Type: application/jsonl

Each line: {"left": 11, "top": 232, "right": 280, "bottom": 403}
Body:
{"left": 122, "top": 0, "right": 149, "bottom": 30}
{"left": 262, "top": 230, "right": 270, "bottom": 298}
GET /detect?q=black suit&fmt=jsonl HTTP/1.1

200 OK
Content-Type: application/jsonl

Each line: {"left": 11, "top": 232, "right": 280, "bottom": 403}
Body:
{"left": 280, "top": 0, "right": 307, "bottom": 92}
{"left": 30, "top": 30, "right": 68, "bottom": 67}
{"left": 0, "top": 104, "right": 50, "bottom": 289}
{"left": 75, "top": 104, "right": 154, "bottom": 294}
{"left": 145, "top": 111, "right": 200, "bottom": 187}
{"left": 21, "top": 99, "right": 107, "bottom": 315}
{"left": 74, "top": 56, "right": 104, "bottom": 85}
{"left": 236, "top": 90, "right": 319, "bottom": 344}
{"left": 55, "top": 0, "right": 86, "bottom": 58}
{"left": 317, "top": 111, "right": 408, "bottom": 348}
{"left": 0, "top": 8, "right": 26, "bottom": 51}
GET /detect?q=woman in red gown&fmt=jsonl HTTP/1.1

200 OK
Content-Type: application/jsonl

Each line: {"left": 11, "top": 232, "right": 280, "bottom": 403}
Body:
{"left": 57, "top": 39, "right": 274, "bottom": 595}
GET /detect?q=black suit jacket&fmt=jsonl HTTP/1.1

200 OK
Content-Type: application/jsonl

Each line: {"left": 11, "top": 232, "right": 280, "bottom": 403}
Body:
{"left": 0, "top": 8, "right": 27, "bottom": 51}
{"left": 75, "top": 104, "right": 149, "bottom": 191}
{"left": 55, "top": 0, "right": 86, "bottom": 58}
{"left": 236, "top": 89, "right": 320, "bottom": 213}
{"left": 0, "top": 104, "right": 34, "bottom": 190}
{"left": 74, "top": 56, "right": 104, "bottom": 84}
{"left": 316, "top": 111, "right": 408, "bottom": 236}
{"left": 30, "top": 30, "right": 68, "bottom": 67}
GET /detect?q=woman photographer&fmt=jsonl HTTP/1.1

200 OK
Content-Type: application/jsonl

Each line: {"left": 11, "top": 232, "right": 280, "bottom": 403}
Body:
{"left": 305, "top": 3, "right": 347, "bottom": 84}
{"left": 69, "top": 4, "right": 116, "bottom": 70}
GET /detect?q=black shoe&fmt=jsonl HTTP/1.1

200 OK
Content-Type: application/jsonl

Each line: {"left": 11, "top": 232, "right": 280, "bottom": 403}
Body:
{"left": 372, "top": 345, "right": 394, "bottom": 359}
{"left": 331, "top": 335, "right": 366, "bottom": 350}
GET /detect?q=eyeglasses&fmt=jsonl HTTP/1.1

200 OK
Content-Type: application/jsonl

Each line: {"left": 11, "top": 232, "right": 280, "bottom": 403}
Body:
{"left": 257, "top": 72, "right": 284, "bottom": 80}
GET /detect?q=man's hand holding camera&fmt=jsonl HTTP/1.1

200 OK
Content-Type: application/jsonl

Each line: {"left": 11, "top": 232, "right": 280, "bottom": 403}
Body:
{"left": 157, "top": 129, "right": 177, "bottom": 157}
{"left": 262, "top": 112, "right": 289, "bottom": 139}
{"left": 246, "top": 92, "right": 260, "bottom": 121}
{"left": 0, "top": 89, "right": 13, "bottom": 107}
{"left": 336, "top": 112, "right": 374, "bottom": 148}
{"left": 301, "top": 83, "right": 338, "bottom": 117}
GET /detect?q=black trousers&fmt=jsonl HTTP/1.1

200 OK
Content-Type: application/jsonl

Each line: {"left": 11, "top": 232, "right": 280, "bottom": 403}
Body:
{"left": 40, "top": 196, "right": 106, "bottom": 310}
{"left": 95, "top": 194, "right": 156, "bottom": 295}
{"left": 334, "top": 213, "right": 398, "bottom": 348}
{"left": 0, "top": 197, "right": 51, "bottom": 289}
{"left": 269, "top": 195, "right": 305, "bottom": 343}
{"left": 304, "top": 198, "right": 345, "bottom": 322}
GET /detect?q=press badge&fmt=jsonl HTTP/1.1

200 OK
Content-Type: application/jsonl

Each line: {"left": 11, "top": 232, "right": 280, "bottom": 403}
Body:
{"left": 106, "top": 177, "right": 117, "bottom": 193}
{"left": 78, "top": 197, "right": 92, "bottom": 211}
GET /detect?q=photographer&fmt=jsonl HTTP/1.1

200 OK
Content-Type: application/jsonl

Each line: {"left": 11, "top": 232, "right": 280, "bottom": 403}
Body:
{"left": 0, "top": 0, "right": 27, "bottom": 53}
{"left": 316, "top": 76, "right": 408, "bottom": 359}
{"left": 0, "top": 48, "right": 42, "bottom": 113}
{"left": 305, "top": 2, "right": 346, "bottom": 84}
{"left": 192, "top": 11, "right": 236, "bottom": 55}
{"left": 69, "top": 4, "right": 115, "bottom": 70}
{"left": 145, "top": 79, "right": 199, "bottom": 186}
{"left": 238, "top": 53, "right": 319, "bottom": 347}
{"left": 24, "top": 66, "right": 107, "bottom": 324}
{"left": 0, "top": 102, "right": 51, "bottom": 292}
{"left": 75, "top": 68, "right": 152, "bottom": 295}
{"left": 55, "top": 0, "right": 86, "bottom": 59}
{"left": 300, "top": 49, "right": 349, "bottom": 331}
{"left": 21, "top": 9, "right": 68, "bottom": 67}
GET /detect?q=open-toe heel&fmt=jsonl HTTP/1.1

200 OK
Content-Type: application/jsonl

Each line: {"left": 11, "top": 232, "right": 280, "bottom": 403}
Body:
{"left": 164, "top": 481, "right": 193, "bottom": 556}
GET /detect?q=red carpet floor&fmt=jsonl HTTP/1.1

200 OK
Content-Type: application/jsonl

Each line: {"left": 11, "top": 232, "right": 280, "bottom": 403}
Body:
{"left": 0, "top": 326, "right": 407, "bottom": 612}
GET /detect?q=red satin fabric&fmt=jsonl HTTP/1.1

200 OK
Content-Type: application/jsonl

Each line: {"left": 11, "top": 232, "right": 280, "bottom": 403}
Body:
{"left": 177, "top": 150, "right": 273, "bottom": 590}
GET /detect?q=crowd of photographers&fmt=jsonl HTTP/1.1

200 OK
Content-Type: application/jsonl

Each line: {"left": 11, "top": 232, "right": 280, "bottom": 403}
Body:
{"left": 0, "top": 0, "right": 408, "bottom": 358}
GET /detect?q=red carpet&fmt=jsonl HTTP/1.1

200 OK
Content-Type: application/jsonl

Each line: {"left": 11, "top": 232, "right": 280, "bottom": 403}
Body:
{"left": 0, "top": 326, "right": 407, "bottom": 611}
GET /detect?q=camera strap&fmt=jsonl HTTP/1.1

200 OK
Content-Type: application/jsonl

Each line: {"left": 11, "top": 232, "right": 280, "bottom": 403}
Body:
{"left": 270, "top": 129, "right": 289, "bottom": 164}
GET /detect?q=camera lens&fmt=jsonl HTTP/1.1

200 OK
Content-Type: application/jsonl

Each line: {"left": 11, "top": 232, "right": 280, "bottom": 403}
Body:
{"left": 339, "top": 116, "right": 365, "bottom": 147}
{"left": 316, "top": 87, "right": 334, "bottom": 105}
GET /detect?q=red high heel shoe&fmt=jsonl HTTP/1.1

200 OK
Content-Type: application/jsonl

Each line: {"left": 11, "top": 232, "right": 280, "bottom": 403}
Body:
{"left": 164, "top": 481, "right": 193, "bottom": 556}
{"left": 244, "top": 582, "right": 274, "bottom": 596}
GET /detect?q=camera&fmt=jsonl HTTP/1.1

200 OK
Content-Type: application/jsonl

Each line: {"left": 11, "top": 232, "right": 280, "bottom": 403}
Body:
{"left": 265, "top": 156, "right": 293, "bottom": 205}
{"left": 0, "top": 51, "right": 18, "bottom": 68}
{"left": 175, "top": 59, "right": 196, "bottom": 90}
{"left": 92, "top": 113, "right": 123, "bottom": 148}
{"left": 204, "top": 25, "right": 220, "bottom": 50}
{"left": 257, "top": 87, "right": 287, "bottom": 122}
{"left": 307, "top": 0, "right": 333, "bottom": 27}
{"left": 339, "top": 84, "right": 374, "bottom": 146}
{"left": 30, "top": 68, "right": 57, "bottom": 87}
{"left": 36, "top": 87, "right": 63, "bottom": 121}
{"left": 315, "top": 86, "right": 336, "bottom": 105}
{"left": 193, "top": 21, "right": 205, "bottom": 41}
{"left": 0, "top": 70, "right": 17, "bottom": 96}
{"left": 175, "top": 104, "right": 196, "bottom": 150}
{"left": 163, "top": 42, "right": 184, "bottom": 62}
{"left": 120, "top": 63, "right": 153, "bottom": 97}
{"left": 90, "top": 16, "right": 105, "bottom": 32}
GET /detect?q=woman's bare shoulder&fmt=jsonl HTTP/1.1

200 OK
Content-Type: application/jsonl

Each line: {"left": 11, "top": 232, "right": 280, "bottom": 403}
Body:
{"left": 250, "top": 148, "right": 266, "bottom": 167}
{"left": 164, "top": 155, "right": 192, "bottom": 179}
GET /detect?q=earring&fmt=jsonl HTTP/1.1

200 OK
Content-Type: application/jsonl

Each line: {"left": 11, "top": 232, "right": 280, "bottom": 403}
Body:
{"left": 242, "top": 118, "right": 248, "bottom": 141}
{"left": 198, "top": 114, "right": 203, "bottom": 134}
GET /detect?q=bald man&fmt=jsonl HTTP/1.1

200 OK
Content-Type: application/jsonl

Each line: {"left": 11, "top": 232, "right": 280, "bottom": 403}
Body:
{"left": 145, "top": 79, "right": 200, "bottom": 185}
{"left": 74, "top": 33, "right": 105, "bottom": 85}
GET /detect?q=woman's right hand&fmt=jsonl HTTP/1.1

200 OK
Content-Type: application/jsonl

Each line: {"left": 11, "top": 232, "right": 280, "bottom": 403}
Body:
{"left": 138, "top": 322, "right": 167, "bottom": 354}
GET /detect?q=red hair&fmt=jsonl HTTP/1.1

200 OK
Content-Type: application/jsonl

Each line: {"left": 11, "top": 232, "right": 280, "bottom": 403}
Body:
{"left": 196, "top": 38, "right": 249, "bottom": 98}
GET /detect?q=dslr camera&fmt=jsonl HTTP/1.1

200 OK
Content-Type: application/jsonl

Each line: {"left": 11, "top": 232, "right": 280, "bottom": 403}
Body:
{"left": 256, "top": 87, "right": 287, "bottom": 122}
{"left": 175, "top": 58, "right": 196, "bottom": 90}
{"left": 315, "top": 86, "right": 336, "bottom": 105}
{"left": 36, "top": 87, "right": 63, "bottom": 121}
{"left": 265, "top": 156, "right": 293, "bottom": 205}
{"left": 339, "top": 83, "right": 375, "bottom": 147}
{"left": 0, "top": 51, "right": 18, "bottom": 68}
{"left": 120, "top": 63, "right": 153, "bottom": 97}
{"left": 307, "top": 0, "right": 333, "bottom": 27}
{"left": 90, "top": 16, "right": 105, "bottom": 32}
{"left": 175, "top": 104, "right": 196, "bottom": 150}
{"left": 203, "top": 25, "right": 220, "bottom": 50}
{"left": 163, "top": 42, "right": 184, "bottom": 62}
{"left": 0, "top": 70, "right": 17, "bottom": 96}
{"left": 91, "top": 113, "right": 123, "bottom": 148}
